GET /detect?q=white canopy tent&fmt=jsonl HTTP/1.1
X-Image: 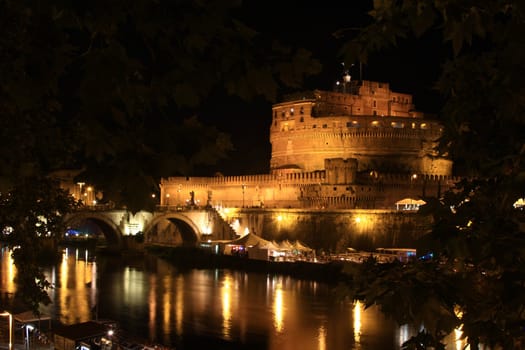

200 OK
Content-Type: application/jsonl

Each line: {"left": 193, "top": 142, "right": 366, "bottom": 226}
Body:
{"left": 395, "top": 198, "right": 426, "bottom": 211}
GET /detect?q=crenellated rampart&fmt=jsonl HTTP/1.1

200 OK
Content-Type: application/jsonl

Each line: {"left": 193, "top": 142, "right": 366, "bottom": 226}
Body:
{"left": 162, "top": 171, "right": 327, "bottom": 187}
{"left": 160, "top": 81, "right": 458, "bottom": 211}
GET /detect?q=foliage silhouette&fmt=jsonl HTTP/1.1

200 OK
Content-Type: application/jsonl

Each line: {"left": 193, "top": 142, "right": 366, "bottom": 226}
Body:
{"left": 343, "top": 1, "right": 525, "bottom": 348}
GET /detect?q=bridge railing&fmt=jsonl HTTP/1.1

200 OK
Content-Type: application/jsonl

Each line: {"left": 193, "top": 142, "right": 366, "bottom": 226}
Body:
{"left": 75, "top": 203, "right": 116, "bottom": 211}
{"left": 156, "top": 205, "right": 206, "bottom": 212}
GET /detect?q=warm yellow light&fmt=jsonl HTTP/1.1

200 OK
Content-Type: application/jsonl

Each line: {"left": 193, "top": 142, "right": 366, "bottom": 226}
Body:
{"left": 221, "top": 275, "right": 232, "bottom": 339}
{"left": 355, "top": 217, "right": 362, "bottom": 223}
{"left": 353, "top": 300, "right": 362, "bottom": 345}
{"left": 277, "top": 215, "right": 283, "bottom": 222}
{"left": 273, "top": 285, "right": 284, "bottom": 332}
{"left": 318, "top": 324, "right": 327, "bottom": 350}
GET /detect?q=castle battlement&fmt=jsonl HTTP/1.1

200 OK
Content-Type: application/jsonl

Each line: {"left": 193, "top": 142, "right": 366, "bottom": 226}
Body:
{"left": 160, "top": 80, "right": 456, "bottom": 210}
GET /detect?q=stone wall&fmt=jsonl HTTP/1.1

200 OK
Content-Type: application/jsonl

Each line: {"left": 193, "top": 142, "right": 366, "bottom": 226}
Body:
{"left": 160, "top": 173, "right": 460, "bottom": 210}
{"left": 224, "top": 208, "right": 432, "bottom": 253}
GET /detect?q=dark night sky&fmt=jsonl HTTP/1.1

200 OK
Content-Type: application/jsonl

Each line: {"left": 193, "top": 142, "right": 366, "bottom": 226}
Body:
{"left": 196, "top": 0, "right": 449, "bottom": 176}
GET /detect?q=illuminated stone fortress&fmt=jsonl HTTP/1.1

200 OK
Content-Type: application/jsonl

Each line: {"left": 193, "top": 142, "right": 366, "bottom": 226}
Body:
{"left": 160, "top": 79, "right": 458, "bottom": 211}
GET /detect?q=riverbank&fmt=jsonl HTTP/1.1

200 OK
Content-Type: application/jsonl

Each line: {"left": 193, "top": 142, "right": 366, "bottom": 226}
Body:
{"left": 145, "top": 245, "right": 356, "bottom": 284}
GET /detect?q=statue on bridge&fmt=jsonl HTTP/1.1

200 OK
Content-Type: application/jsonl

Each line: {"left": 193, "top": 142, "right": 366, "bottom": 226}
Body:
{"left": 189, "top": 191, "right": 195, "bottom": 207}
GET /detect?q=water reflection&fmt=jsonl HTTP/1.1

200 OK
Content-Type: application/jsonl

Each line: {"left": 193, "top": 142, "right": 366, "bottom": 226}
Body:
{"left": 273, "top": 283, "right": 284, "bottom": 333}
{"left": 0, "top": 246, "right": 466, "bottom": 349}
{"left": 317, "top": 324, "right": 327, "bottom": 350}
{"left": 353, "top": 300, "right": 362, "bottom": 349}
{"left": 221, "top": 274, "right": 232, "bottom": 339}
{"left": 54, "top": 248, "right": 95, "bottom": 324}
{"left": 0, "top": 247, "right": 15, "bottom": 294}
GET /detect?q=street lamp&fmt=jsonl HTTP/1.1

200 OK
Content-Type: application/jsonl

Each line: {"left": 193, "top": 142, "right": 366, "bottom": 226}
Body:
{"left": 0, "top": 311, "right": 13, "bottom": 350}
{"left": 25, "top": 324, "right": 34, "bottom": 350}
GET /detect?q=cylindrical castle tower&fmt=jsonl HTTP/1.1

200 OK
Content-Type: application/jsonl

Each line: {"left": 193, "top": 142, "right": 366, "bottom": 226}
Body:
{"left": 269, "top": 80, "right": 452, "bottom": 177}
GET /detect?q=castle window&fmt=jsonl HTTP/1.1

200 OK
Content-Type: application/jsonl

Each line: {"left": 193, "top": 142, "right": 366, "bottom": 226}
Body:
{"left": 313, "top": 124, "right": 317, "bottom": 128}
{"left": 333, "top": 187, "right": 337, "bottom": 191}
{"left": 281, "top": 111, "right": 285, "bottom": 118}
{"left": 322, "top": 124, "right": 327, "bottom": 128}
{"left": 373, "top": 110, "right": 377, "bottom": 116}
{"left": 300, "top": 117, "right": 304, "bottom": 122}
{"left": 274, "top": 111, "right": 277, "bottom": 119}
{"left": 290, "top": 108, "right": 294, "bottom": 115}
{"left": 373, "top": 100, "right": 376, "bottom": 107}
{"left": 300, "top": 107, "right": 304, "bottom": 114}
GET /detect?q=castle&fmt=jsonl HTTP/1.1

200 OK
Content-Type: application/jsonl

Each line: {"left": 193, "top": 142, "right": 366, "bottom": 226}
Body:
{"left": 160, "top": 79, "right": 458, "bottom": 211}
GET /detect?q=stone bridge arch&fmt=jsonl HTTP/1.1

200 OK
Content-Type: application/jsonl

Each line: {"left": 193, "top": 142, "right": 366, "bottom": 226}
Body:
{"left": 143, "top": 213, "right": 203, "bottom": 246}
{"left": 63, "top": 211, "right": 124, "bottom": 247}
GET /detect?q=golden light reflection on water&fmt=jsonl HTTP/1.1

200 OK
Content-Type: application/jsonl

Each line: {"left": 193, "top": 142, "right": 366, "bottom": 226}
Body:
{"left": 57, "top": 248, "right": 94, "bottom": 324}
{"left": 353, "top": 300, "right": 363, "bottom": 349}
{"left": 221, "top": 274, "right": 232, "bottom": 339}
{"left": 2, "top": 249, "right": 472, "bottom": 349}
{"left": 162, "top": 275, "right": 171, "bottom": 345}
{"left": 273, "top": 284, "right": 284, "bottom": 333}
{"left": 317, "top": 324, "right": 326, "bottom": 350}
{"left": 175, "top": 275, "right": 183, "bottom": 336}
{"left": 0, "top": 248, "right": 16, "bottom": 294}
{"left": 148, "top": 274, "right": 157, "bottom": 340}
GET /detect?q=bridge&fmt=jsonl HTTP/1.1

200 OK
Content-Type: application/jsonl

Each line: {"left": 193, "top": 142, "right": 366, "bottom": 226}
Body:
{"left": 62, "top": 205, "right": 432, "bottom": 253}
{"left": 63, "top": 206, "right": 238, "bottom": 250}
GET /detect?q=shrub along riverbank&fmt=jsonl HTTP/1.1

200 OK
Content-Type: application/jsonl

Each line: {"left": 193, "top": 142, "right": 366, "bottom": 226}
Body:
{"left": 145, "top": 245, "right": 355, "bottom": 284}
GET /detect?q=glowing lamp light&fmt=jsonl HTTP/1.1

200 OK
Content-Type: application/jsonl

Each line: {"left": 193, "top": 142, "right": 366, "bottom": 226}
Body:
{"left": 0, "top": 311, "right": 13, "bottom": 350}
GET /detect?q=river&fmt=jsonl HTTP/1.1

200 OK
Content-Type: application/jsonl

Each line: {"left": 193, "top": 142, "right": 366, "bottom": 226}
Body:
{"left": 0, "top": 246, "right": 465, "bottom": 350}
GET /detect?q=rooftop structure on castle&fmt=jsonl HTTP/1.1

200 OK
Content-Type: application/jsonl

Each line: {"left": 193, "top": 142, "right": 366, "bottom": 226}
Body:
{"left": 159, "top": 80, "right": 456, "bottom": 211}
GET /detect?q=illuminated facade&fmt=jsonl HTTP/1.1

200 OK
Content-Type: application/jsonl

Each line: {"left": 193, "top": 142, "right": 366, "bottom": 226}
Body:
{"left": 270, "top": 80, "right": 451, "bottom": 175}
{"left": 161, "top": 80, "right": 457, "bottom": 210}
